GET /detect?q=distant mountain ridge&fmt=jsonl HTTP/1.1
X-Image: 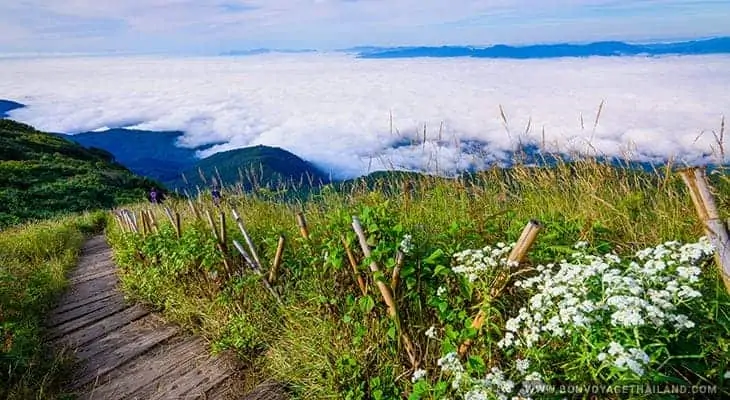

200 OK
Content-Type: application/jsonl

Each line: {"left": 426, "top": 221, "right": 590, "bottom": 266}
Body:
{"left": 0, "top": 100, "right": 24, "bottom": 118}
{"left": 69, "top": 128, "right": 225, "bottom": 184}
{"left": 355, "top": 37, "right": 730, "bottom": 59}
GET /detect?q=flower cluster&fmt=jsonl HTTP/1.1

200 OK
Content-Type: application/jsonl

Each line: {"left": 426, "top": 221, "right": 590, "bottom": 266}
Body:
{"left": 400, "top": 234, "right": 414, "bottom": 254}
{"left": 500, "top": 237, "right": 713, "bottom": 376}
{"left": 435, "top": 237, "right": 715, "bottom": 400}
{"left": 437, "top": 351, "right": 544, "bottom": 400}
{"left": 597, "top": 342, "right": 650, "bottom": 376}
{"left": 452, "top": 242, "right": 516, "bottom": 282}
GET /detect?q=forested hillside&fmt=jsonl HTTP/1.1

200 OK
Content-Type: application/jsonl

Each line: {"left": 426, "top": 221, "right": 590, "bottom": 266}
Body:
{"left": 0, "top": 119, "right": 157, "bottom": 227}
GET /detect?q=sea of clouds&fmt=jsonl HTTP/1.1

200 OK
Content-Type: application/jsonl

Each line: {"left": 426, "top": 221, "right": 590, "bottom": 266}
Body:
{"left": 0, "top": 53, "right": 728, "bottom": 178}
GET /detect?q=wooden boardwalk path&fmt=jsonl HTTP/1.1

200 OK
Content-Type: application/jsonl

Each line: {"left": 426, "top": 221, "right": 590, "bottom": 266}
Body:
{"left": 45, "top": 235, "right": 287, "bottom": 400}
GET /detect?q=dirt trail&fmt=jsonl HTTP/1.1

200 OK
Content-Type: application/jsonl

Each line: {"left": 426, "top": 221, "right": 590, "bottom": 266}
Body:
{"left": 46, "top": 235, "right": 288, "bottom": 400}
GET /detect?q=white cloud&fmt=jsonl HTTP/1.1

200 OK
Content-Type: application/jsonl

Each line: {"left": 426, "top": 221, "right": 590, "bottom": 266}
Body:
{"left": 0, "top": 53, "right": 728, "bottom": 178}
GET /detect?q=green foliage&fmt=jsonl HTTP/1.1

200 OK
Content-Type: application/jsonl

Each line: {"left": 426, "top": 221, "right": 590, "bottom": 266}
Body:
{"left": 106, "top": 160, "right": 730, "bottom": 399}
{"left": 0, "top": 119, "right": 159, "bottom": 228}
{"left": 0, "top": 211, "right": 106, "bottom": 399}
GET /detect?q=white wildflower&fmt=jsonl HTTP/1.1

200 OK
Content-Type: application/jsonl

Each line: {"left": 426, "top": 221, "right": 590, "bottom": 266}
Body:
{"left": 411, "top": 368, "right": 427, "bottom": 383}
{"left": 516, "top": 358, "right": 530, "bottom": 373}
{"left": 425, "top": 325, "right": 438, "bottom": 339}
{"left": 437, "top": 286, "right": 447, "bottom": 296}
{"left": 400, "top": 234, "right": 414, "bottom": 254}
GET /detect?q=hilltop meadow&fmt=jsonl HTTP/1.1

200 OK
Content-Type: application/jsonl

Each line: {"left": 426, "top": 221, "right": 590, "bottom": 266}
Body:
{"left": 108, "top": 158, "right": 730, "bottom": 400}
{"left": 1, "top": 118, "right": 730, "bottom": 399}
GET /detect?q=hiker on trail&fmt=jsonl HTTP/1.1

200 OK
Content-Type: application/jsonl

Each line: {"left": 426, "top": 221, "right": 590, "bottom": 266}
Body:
{"left": 149, "top": 188, "right": 164, "bottom": 204}
{"left": 149, "top": 188, "right": 158, "bottom": 204}
{"left": 211, "top": 186, "right": 222, "bottom": 207}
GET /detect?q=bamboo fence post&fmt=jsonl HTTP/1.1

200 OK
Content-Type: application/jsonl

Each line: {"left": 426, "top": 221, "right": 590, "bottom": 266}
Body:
{"left": 391, "top": 250, "right": 405, "bottom": 292}
{"left": 146, "top": 209, "right": 159, "bottom": 233}
{"left": 231, "top": 209, "right": 263, "bottom": 269}
{"left": 232, "top": 240, "right": 282, "bottom": 305}
{"left": 341, "top": 235, "right": 368, "bottom": 296}
{"left": 679, "top": 167, "right": 730, "bottom": 292}
{"left": 123, "top": 211, "right": 138, "bottom": 233}
{"left": 205, "top": 210, "right": 232, "bottom": 277}
{"left": 115, "top": 214, "right": 127, "bottom": 233}
{"left": 163, "top": 206, "right": 175, "bottom": 227}
{"left": 296, "top": 212, "right": 310, "bottom": 240}
{"left": 186, "top": 192, "right": 201, "bottom": 220}
{"left": 139, "top": 211, "right": 148, "bottom": 236}
{"left": 269, "top": 235, "right": 286, "bottom": 283}
{"left": 458, "top": 219, "right": 543, "bottom": 357}
{"left": 352, "top": 216, "right": 418, "bottom": 368}
{"left": 219, "top": 212, "right": 227, "bottom": 248}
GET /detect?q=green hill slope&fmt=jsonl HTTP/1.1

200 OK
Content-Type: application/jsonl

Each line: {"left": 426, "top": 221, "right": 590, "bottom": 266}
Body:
{"left": 0, "top": 119, "right": 157, "bottom": 227}
{"left": 168, "top": 145, "right": 329, "bottom": 191}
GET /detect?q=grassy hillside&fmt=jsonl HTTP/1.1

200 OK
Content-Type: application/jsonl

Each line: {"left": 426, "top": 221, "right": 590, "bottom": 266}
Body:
{"left": 0, "top": 119, "right": 157, "bottom": 228}
{"left": 107, "top": 160, "right": 730, "bottom": 399}
{"left": 170, "top": 144, "right": 329, "bottom": 192}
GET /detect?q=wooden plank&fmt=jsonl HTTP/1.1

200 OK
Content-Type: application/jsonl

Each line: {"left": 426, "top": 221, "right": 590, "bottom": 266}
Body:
{"left": 68, "top": 269, "right": 116, "bottom": 286}
{"left": 57, "top": 274, "right": 119, "bottom": 305}
{"left": 122, "top": 352, "right": 217, "bottom": 400}
{"left": 80, "top": 337, "right": 206, "bottom": 400}
{"left": 68, "top": 259, "right": 115, "bottom": 280}
{"left": 47, "top": 297, "right": 130, "bottom": 340}
{"left": 73, "top": 314, "right": 171, "bottom": 361}
{"left": 69, "top": 325, "right": 179, "bottom": 389}
{"left": 50, "top": 290, "right": 117, "bottom": 316}
{"left": 53, "top": 304, "right": 150, "bottom": 349}
{"left": 47, "top": 293, "right": 125, "bottom": 328}
{"left": 146, "top": 354, "right": 235, "bottom": 400}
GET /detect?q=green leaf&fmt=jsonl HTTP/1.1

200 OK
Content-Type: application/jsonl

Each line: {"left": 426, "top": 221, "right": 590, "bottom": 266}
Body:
{"left": 359, "top": 295, "right": 375, "bottom": 314}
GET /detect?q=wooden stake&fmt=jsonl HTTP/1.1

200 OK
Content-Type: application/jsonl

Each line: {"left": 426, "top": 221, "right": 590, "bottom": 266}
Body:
{"left": 187, "top": 197, "right": 201, "bottom": 221}
{"left": 679, "top": 167, "right": 730, "bottom": 292}
{"left": 391, "top": 250, "right": 405, "bottom": 292}
{"left": 205, "top": 210, "right": 232, "bottom": 277}
{"left": 352, "top": 216, "right": 418, "bottom": 368}
{"left": 232, "top": 209, "right": 263, "bottom": 270}
{"left": 341, "top": 235, "right": 368, "bottom": 296}
{"left": 458, "top": 219, "right": 543, "bottom": 357}
{"left": 163, "top": 206, "right": 175, "bottom": 227}
{"left": 269, "top": 235, "right": 286, "bottom": 283}
{"left": 146, "top": 209, "right": 159, "bottom": 233}
{"left": 232, "top": 240, "right": 282, "bottom": 305}
{"left": 296, "top": 212, "right": 310, "bottom": 240}
{"left": 139, "top": 211, "right": 148, "bottom": 236}
{"left": 219, "top": 211, "right": 227, "bottom": 249}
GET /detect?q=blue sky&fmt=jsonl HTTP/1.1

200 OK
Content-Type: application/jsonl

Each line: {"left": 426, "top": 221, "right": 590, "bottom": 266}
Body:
{"left": 1, "top": 0, "right": 729, "bottom": 54}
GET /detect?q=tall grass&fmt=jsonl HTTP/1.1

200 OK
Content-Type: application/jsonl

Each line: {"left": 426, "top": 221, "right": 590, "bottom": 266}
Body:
{"left": 107, "top": 158, "right": 730, "bottom": 399}
{"left": 0, "top": 211, "right": 106, "bottom": 400}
